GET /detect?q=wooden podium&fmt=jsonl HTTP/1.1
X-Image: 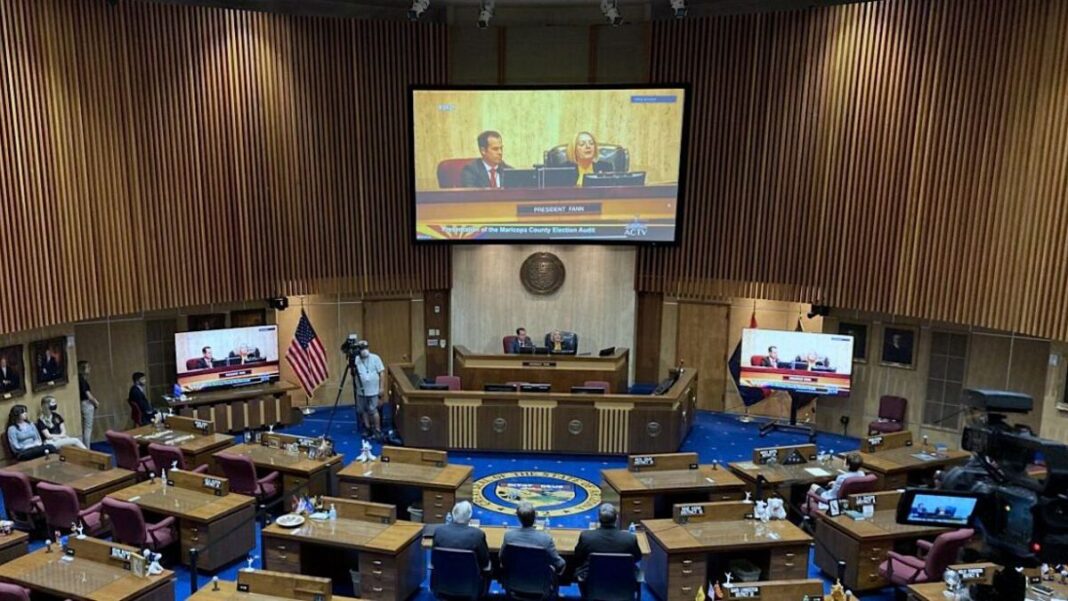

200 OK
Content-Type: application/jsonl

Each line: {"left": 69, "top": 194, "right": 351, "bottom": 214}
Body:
{"left": 453, "top": 345, "right": 629, "bottom": 393}
{"left": 168, "top": 382, "right": 297, "bottom": 434}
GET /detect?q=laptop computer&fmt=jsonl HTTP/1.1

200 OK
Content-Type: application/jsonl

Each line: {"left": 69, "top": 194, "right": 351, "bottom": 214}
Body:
{"left": 501, "top": 168, "right": 538, "bottom": 189}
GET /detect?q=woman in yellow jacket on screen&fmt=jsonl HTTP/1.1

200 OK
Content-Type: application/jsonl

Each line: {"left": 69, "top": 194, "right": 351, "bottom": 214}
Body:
{"left": 565, "top": 131, "right": 600, "bottom": 186}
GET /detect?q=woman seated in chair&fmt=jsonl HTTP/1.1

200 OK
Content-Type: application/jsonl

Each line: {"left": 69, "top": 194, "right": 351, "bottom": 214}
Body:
{"left": 810, "top": 453, "right": 865, "bottom": 500}
{"left": 6, "top": 404, "right": 56, "bottom": 461}
{"left": 566, "top": 131, "right": 606, "bottom": 186}
{"left": 36, "top": 396, "right": 86, "bottom": 450}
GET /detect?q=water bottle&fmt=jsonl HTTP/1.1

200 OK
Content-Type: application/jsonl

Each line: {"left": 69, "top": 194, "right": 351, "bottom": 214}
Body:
{"left": 628, "top": 522, "right": 636, "bottom": 533}
{"left": 544, "top": 517, "right": 550, "bottom": 530}
{"left": 329, "top": 504, "right": 337, "bottom": 521}
{"left": 445, "top": 512, "right": 453, "bottom": 525}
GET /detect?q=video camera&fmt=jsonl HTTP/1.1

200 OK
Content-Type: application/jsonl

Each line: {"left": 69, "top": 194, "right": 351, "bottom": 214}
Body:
{"left": 340, "top": 334, "right": 368, "bottom": 360}
{"left": 918, "top": 389, "right": 1068, "bottom": 565}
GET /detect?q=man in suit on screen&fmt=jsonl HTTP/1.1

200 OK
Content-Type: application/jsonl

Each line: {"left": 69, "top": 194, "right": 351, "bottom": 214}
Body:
{"left": 460, "top": 130, "right": 511, "bottom": 188}
{"left": 761, "top": 346, "right": 781, "bottom": 368}
{"left": 193, "top": 346, "right": 215, "bottom": 369}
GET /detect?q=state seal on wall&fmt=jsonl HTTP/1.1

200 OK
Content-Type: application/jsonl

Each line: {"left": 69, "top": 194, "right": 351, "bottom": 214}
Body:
{"left": 520, "top": 252, "right": 565, "bottom": 295}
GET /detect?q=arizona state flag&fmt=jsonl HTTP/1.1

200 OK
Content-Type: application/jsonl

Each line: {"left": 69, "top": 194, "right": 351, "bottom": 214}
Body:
{"left": 727, "top": 309, "right": 771, "bottom": 406}
{"left": 694, "top": 585, "right": 706, "bottom": 601}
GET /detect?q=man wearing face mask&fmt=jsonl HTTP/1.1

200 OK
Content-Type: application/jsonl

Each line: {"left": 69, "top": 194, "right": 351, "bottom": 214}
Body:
{"left": 354, "top": 341, "right": 385, "bottom": 440}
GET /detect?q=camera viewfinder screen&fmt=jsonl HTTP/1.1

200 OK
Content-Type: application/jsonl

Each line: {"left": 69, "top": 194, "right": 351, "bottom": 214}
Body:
{"left": 906, "top": 493, "right": 978, "bottom": 527}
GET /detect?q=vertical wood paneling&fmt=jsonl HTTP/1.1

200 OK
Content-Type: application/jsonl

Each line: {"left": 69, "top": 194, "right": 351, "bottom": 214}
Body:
{"left": 641, "top": 0, "right": 1068, "bottom": 341}
{"left": 0, "top": 0, "right": 447, "bottom": 335}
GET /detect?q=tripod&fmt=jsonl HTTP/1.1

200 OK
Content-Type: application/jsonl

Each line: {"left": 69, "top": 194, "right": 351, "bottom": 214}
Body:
{"left": 322, "top": 353, "right": 364, "bottom": 440}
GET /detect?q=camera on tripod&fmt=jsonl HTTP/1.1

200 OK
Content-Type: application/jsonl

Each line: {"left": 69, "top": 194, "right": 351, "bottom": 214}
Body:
{"left": 900, "top": 389, "right": 1068, "bottom": 565}
{"left": 340, "top": 334, "right": 368, "bottom": 360}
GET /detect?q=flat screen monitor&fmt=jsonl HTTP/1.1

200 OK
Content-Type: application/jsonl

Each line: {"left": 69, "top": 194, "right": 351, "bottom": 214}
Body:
{"left": 411, "top": 85, "right": 689, "bottom": 244}
{"left": 484, "top": 383, "right": 519, "bottom": 392}
{"left": 175, "top": 326, "right": 279, "bottom": 393}
{"left": 419, "top": 381, "right": 451, "bottom": 391}
{"left": 897, "top": 489, "right": 980, "bottom": 527}
{"left": 519, "top": 383, "right": 551, "bottom": 393}
{"left": 570, "top": 386, "right": 606, "bottom": 395}
{"left": 739, "top": 329, "right": 854, "bottom": 396}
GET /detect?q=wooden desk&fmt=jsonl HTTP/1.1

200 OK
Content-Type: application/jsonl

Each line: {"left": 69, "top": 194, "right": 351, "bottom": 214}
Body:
{"left": 855, "top": 447, "right": 971, "bottom": 489}
{"left": 189, "top": 577, "right": 362, "bottom": 601}
{"left": 217, "top": 443, "right": 343, "bottom": 498}
{"left": 393, "top": 363, "right": 697, "bottom": 455}
{"left": 126, "top": 425, "right": 234, "bottom": 472}
{"left": 170, "top": 382, "right": 298, "bottom": 434}
{"left": 477, "top": 525, "right": 651, "bottom": 555}
{"left": 337, "top": 447, "right": 473, "bottom": 524}
{"left": 2, "top": 457, "right": 136, "bottom": 508}
{"left": 603, "top": 454, "right": 746, "bottom": 527}
{"left": 453, "top": 345, "right": 630, "bottom": 394}
{"left": 0, "top": 531, "right": 28, "bottom": 565}
{"left": 0, "top": 538, "right": 175, "bottom": 601}
{"left": 642, "top": 518, "right": 812, "bottom": 601}
{"left": 262, "top": 517, "right": 424, "bottom": 601}
{"left": 907, "top": 564, "right": 1061, "bottom": 601}
{"left": 722, "top": 580, "right": 825, "bottom": 601}
{"left": 107, "top": 476, "right": 256, "bottom": 571}
{"left": 814, "top": 509, "right": 948, "bottom": 592}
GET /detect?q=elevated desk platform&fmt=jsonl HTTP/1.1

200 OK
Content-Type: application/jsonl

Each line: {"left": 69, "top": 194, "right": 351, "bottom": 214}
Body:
{"left": 453, "top": 345, "right": 629, "bottom": 393}
{"left": 602, "top": 453, "right": 746, "bottom": 527}
{"left": 2, "top": 447, "right": 136, "bottom": 508}
{"left": 107, "top": 469, "right": 256, "bottom": 571}
{"left": 392, "top": 364, "right": 697, "bottom": 455}
{"left": 168, "top": 382, "right": 298, "bottom": 434}
{"left": 337, "top": 446, "right": 473, "bottom": 523}
{"left": 0, "top": 537, "right": 175, "bottom": 601}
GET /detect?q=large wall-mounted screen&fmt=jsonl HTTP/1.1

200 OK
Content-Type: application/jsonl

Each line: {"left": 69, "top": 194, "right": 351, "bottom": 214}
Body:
{"left": 411, "top": 85, "right": 688, "bottom": 243}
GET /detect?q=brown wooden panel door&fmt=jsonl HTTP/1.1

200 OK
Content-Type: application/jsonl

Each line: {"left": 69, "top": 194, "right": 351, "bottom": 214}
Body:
{"left": 676, "top": 302, "right": 728, "bottom": 411}
{"left": 476, "top": 400, "right": 523, "bottom": 451}
{"left": 363, "top": 300, "right": 413, "bottom": 364}
{"left": 424, "top": 290, "right": 450, "bottom": 379}
{"left": 635, "top": 292, "right": 664, "bottom": 384}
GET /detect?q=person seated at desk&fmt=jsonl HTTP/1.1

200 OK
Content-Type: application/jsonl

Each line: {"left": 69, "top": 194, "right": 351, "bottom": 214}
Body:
{"left": 6, "top": 404, "right": 56, "bottom": 461}
{"left": 501, "top": 502, "right": 566, "bottom": 576}
{"left": 431, "top": 501, "right": 491, "bottom": 592}
{"left": 564, "top": 131, "right": 610, "bottom": 186}
{"left": 510, "top": 328, "right": 535, "bottom": 354}
{"left": 810, "top": 453, "right": 865, "bottom": 500}
{"left": 128, "top": 371, "right": 157, "bottom": 426}
{"left": 574, "top": 503, "right": 642, "bottom": 594}
{"left": 227, "top": 345, "right": 263, "bottom": 364}
{"left": 191, "top": 346, "right": 215, "bottom": 370}
{"left": 794, "top": 351, "right": 830, "bottom": 371}
{"left": 36, "top": 396, "right": 85, "bottom": 450}
{"left": 762, "top": 346, "right": 781, "bottom": 368}
{"left": 460, "top": 130, "right": 511, "bottom": 188}
{"left": 545, "top": 330, "right": 577, "bottom": 354}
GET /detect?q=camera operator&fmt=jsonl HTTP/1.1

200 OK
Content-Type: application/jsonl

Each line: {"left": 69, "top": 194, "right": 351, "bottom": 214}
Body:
{"left": 354, "top": 340, "right": 385, "bottom": 440}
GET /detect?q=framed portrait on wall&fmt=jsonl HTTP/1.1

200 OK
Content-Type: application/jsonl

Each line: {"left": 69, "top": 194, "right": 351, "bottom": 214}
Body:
{"left": 188, "top": 313, "right": 226, "bottom": 332}
{"left": 881, "top": 326, "right": 917, "bottom": 369}
{"left": 0, "top": 345, "right": 27, "bottom": 400}
{"left": 231, "top": 309, "right": 267, "bottom": 328}
{"left": 838, "top": 322, "right": 868, "bottom": 363}
{"left": 29, "top": 337, "right": 68, "bottom": 391}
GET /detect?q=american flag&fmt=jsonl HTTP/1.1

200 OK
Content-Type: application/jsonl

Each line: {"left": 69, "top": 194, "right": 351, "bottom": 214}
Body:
{"left": 286, "top": 310, "right": 328, "bottom": 397}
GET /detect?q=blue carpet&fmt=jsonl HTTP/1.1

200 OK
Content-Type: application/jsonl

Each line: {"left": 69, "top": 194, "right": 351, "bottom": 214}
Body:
{"left": 6, "top": 409, "right": 898, "bottom": 601}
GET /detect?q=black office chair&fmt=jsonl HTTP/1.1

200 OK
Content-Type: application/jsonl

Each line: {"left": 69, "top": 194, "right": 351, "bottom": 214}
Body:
{"left": 583, "top": 553, "right": 640, "bottom": 601}
{"left": 500, "top": 543, "right": 558, "bottom": 601}
{"left": 430, "top": 547, "right": 484, "bottom": 600}
{"left": 543, "top": 144, "right": 630, "bottom": 173}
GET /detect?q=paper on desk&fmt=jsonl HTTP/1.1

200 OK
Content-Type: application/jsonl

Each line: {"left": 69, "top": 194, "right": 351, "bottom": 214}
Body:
{"left": 805, "top": 467, "right": 832, "bottom": 477}
{"left": 734, "top": 461, "right": 757, "bottom": 470}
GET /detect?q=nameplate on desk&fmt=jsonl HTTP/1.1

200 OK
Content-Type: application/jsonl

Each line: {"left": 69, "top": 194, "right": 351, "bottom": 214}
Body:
{"left": 957, "top": 568, "right": 985, "bottom": 582}
{"left": 678, "top": 505, "right": 705, "bottom": 517}
{"left": 632, "top": 456, "right": 655, "bottom": 467}
{"left": 853, "top": 495, "right": 876, "bottom": 507}
{"left": 522, "top": 361, "right": 557, "bottom": 367}
{"left": 867, "top": 436, "right": 883, "bottom": 448}
{"left": 757, "top": 449, "right": 778, "bottom": 464}
{"left": 193, "top": 420, "right": 210, "bottom": 432}
{"left": 237, "top": 584, "right": 250, "bottom": 592}
{"left": 1, "top": 393, "right": 10, "bottom": 400}
{"left": 203, "top": 477, "right": 224, "bottom": 494}
{"left": 110, "top": 547, "right": 132, "bottom": 561}
{"left": 731, "top": 586, "right": 759, "bottom": 598}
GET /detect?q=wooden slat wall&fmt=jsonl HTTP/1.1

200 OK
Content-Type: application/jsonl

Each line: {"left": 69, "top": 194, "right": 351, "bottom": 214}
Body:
{"left": 0, "top": 0, "right": 448, "bottom": 336}
{"left": 641, "top": 0, "right": 1068, "bottom": 340}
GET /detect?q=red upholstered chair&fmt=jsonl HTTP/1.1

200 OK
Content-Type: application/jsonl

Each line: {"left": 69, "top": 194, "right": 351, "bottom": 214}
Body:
{"left": 0, "top": 471, "right": 44, "bottom": 531}
{"left": 869, "top": 395, "right": 908, "bottom": 434}
{"left": 802, "top": 473, "right": 879, "bottom": 516}
{"left": 127, "top": 398, "right": 144, "bottom": 428}
{"left": 879, "top": 528, "right": 974, "bottom": 585}
{"left": 185, "top": 359, "right": 202, "bottom": 371}
{"left": 216, "top": 453, "right": 281, "bottom": 502}
{"left": 102, "top": 497, "right": 177, "bottom": 552}
{"left": 0, "top": 583, "right": 31, "bottom": 601}
{"left": 435, "top": 376, "right": 462, "bottom": 391}
{"left": 37, "top": 482, "right": 109, "bottom": 537}
{"left": 583, "top": 380, "right": 611, "bottom": 393}
{"left": 503, "top": 335, "right": 518, "bottom": 353}
{"left": 148, "top": 443, "right": 208, "bottom": 474}
{"left": 750, "top": 355, "right": 767, "bottom": 367}
{"left": 437, "top": 158, "right": 477, "bottom": 189}
{"left": 106, "top": 430, "right": 156, "bottom": 478}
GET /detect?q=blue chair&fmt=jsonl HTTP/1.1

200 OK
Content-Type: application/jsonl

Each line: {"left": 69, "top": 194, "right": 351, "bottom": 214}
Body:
{"left": 500, "top": 543, "right": 557, "bottom": 600}
{"left": 583, "top": 553, "right": 640, "bottom": 601}
{"left": 430, "top": 547, "right": 484, "bottom": 600}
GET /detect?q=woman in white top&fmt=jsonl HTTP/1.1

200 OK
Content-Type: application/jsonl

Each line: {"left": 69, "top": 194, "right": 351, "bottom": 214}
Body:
{"left": 37, "top": 396, "right": 87, "bottom": 450}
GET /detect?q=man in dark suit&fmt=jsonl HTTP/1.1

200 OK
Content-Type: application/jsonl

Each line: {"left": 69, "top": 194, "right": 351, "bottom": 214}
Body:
{"left": 193, "top": 346, "right": 215, "bottom": 369}
{"left": 0, "top": 356, "right": 20, "bottom": 393}
{"left": 39, "top": 348, "right": 62, "bottom": 382}
{"left": 761, "top": 346, "right": 780, "bottom": 368}
{"left": 431, "top": 501, "right": 490, "bottom": 592}
{"left": 128, "top": 371, "right": 157, "bottom": 426}
{"left": 460, "top": 130, "right": 511, "bottom": 188}
{"left": 501, "top": 502, "right": 566, "bottom": 576}
{"left": 510, "top": 328, "right": 535, "bottom": 353}
{"left": 573, "top": 503, "right": 642, "bottom": 592}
